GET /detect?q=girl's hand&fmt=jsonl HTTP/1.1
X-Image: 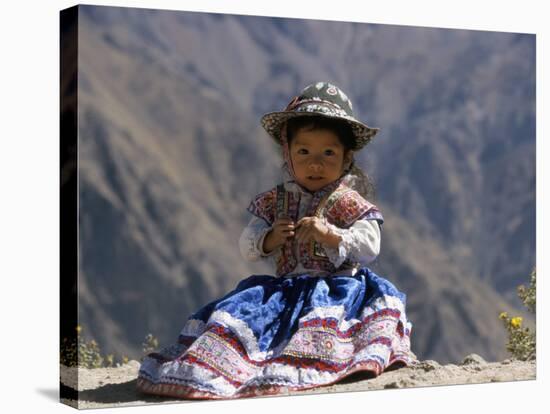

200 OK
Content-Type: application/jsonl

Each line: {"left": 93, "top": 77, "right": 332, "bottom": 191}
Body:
{"left": 263, "top": 217, "right": 295, "bottom": 253}
{"left": 294, "top": 216, "right": 330, "bottom": 245}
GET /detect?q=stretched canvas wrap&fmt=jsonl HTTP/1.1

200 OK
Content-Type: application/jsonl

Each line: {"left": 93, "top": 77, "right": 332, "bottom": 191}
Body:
{"left": 60, "top": 3, "right": 536, "bottom": 409}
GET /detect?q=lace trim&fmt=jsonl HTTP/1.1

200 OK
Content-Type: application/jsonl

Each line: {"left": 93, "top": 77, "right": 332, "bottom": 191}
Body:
{"left": 139, "top": 355, "right": 237, "bottom": 395}
{"left": 140, "top": 349, "right": 400, "bottom": 394}
{"left": 180, "top": 314, "right": 268, "bottom": 361}
{"left": 178, "top": 295, "right": 410, "bottom": 359}
{"left": 139, "top": 294, "right": 415, "bottom": 395}
{"left": 298, "top": 294, "right": 410, "bottom": 331}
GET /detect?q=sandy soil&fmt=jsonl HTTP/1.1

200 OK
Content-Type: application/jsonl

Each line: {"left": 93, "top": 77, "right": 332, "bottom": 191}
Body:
{"left": 60, "top": 355, "right": 536, "bottom": 409}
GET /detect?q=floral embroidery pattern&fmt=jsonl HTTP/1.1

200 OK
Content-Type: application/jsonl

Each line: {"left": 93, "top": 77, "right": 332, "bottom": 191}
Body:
{"left": 324, "top": 189, "right": 379, "bottom": 228}
{"left": 138, "top": 304, "right": 413, "bottom": 400}
{"left": 248, "top": 181, "right": 382, "bottom": 276}
{"left": 247, "top": 188, "right": 277, "bottom": 226}
{"left": 299, "top": 183, "right": 380, "bottom": 273}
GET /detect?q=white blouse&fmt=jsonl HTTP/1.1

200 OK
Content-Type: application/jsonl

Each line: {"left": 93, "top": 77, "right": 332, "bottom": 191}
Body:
{"left": 238, "top": 192, "right": 381, "bottom": 277}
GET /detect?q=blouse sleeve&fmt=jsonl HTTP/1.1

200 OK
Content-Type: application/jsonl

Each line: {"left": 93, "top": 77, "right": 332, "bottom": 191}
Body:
{"left": 238, "top": 215, "right": 278, "bottom": 262}
{"left": 322, "top": 218, "right": 381, "bottom": 268}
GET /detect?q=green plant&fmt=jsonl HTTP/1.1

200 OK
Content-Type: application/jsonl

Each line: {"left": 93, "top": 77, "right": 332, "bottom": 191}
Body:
{"left": 499, "top": 268, "right": 536, "bottom": 361}
{"left": 60, "top": 325, "right": 130, "bottom": 368}
{"left": 60, "top": 328, "right": 79, "bottom": 367}
{"left": 518, "top": 268, "right": 536, "bottom": 314}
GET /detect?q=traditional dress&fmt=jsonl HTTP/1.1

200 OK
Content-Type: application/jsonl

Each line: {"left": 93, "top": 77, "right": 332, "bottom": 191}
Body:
{"left": 137, "top": 174, "right": 416, "bottom": 400}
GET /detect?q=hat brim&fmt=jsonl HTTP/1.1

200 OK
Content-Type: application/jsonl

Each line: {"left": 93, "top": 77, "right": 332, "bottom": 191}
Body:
{"left": 260, "top": 110, "right": 379, "bottom": 151}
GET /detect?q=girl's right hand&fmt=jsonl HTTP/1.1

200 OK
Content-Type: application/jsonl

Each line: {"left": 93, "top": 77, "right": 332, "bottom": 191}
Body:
{"left": 263, "top": 217, "right": 295, "bottom": 253}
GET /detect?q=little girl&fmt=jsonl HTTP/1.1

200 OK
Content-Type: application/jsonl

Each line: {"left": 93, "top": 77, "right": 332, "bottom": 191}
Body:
{"left": 137, "top": 82, "right": 416, "bottom": 400}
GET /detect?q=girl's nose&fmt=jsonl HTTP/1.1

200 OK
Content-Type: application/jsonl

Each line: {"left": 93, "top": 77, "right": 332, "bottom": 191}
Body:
{"left": 308, "top": 155, "right": 323, "bottom": 170}
{"left": 308, "top": 161, "right": 323, "bottom": 172}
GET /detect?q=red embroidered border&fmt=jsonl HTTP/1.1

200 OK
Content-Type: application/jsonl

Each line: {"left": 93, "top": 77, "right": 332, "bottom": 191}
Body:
{"left": 136, "top": 357, "right": 397, "bottom": 401}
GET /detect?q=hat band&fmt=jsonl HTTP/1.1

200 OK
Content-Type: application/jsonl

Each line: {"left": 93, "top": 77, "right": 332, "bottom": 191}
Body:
{"left": 290, "top": 101, "right": 351, "bottom": 120}
{"left": 292, "top": 98, "right": 343, "bottom": 111}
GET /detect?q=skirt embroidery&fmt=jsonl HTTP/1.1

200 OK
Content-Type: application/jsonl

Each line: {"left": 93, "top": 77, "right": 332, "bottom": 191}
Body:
{"left": 137, "top": 268, "right": 415, "bottom": 399}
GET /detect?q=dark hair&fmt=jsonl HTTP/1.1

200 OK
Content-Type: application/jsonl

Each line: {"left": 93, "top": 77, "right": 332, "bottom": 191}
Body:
{"left": 284, "top": 115, "right": 377, "bottom": 201}
{"left": 286, "top": 116, "right": 356, "bottom": 152}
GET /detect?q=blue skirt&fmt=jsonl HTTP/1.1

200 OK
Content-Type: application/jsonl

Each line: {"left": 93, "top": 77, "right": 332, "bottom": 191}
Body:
{"left": 137, "top": 267, "right": 415, "bottom": 400}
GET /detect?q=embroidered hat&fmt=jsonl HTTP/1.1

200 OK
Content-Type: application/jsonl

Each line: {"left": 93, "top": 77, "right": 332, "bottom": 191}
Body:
{"left": 260, "top": 82, "right": 379, "bottom": 151}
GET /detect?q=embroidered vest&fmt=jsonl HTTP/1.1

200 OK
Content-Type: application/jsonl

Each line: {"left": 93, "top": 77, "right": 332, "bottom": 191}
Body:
{"left": 247, "top": 182, "right": 382, "bottom": 277}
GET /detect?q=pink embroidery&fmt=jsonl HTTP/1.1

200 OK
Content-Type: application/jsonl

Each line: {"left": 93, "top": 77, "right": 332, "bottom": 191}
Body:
{"left": 325, "top": 190, "right": 375, "bottom": 228}
{"left": 247, "top": 183, "right": 380, "bottom": 276}
{"left": 138, "top": 310, "right": 413, "bottom": 400}
{"left": 299, "top": 184, "right": 375, "bottom": 272}
{"left": 247, "top": 188, "right": 276, "bottom": 225}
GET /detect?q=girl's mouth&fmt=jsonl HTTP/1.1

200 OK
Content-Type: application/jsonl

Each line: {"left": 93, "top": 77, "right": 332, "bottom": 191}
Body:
{"left": 307, "top": 176, "right": 324, "bottom": 180}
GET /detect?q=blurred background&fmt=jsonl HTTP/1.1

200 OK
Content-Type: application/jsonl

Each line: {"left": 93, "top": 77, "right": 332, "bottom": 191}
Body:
{"left": 69, "top": 4, "right": 535, "bottom": 364}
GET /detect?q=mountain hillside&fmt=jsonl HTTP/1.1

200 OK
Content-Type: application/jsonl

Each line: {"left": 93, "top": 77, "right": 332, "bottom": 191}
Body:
{"left": 71, "top": 5, "right": 536, "bottom": 364}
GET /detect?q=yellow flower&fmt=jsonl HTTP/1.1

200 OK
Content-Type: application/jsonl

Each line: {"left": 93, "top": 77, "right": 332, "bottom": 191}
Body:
{"left": 511, "top": 317, "right": 523, "bottom": 328}
{"left": 499, "top": 312, "right": 508, "bottom": 320}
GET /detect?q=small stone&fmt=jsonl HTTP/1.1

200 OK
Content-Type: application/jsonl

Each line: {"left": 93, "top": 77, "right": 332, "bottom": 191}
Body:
{"left": 384, "top": 381, "right": 400, "bottom": 389}
{"left": 419, "top": 360, "right": 441, "bottom": 372}
{"left": 461, "top": 354, "right": 487, "bottom": 366}
{"left": 501, "top": 359, "right": 512, "bottom": 365}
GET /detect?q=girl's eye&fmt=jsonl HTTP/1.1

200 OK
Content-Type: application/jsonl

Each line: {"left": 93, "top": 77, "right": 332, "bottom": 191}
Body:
{"left": 297, "top": 149, "right": 308, "bottom": 154}
{"left": 324, "top": 150, "right": 335, "bottom": 156}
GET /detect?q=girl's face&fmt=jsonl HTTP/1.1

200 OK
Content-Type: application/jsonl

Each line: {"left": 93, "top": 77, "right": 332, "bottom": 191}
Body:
{"left": 289, "top": 127, "right": 351, "bottom": 192}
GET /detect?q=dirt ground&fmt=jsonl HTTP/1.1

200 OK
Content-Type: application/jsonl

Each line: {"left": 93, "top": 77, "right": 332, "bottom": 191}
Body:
{"left": 60, "top": 355, "right": 536, "bottom": 409}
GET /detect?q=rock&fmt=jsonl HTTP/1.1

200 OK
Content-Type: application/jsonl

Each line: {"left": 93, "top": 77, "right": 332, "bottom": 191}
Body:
{"left": 383, "top": 377, "right": 417, "bottom": 389}
{"left": 417, "top": 360, "right": 441, "bottom": 371}
{"left": 461, "top": 354, "right": 487, "bottom": 365}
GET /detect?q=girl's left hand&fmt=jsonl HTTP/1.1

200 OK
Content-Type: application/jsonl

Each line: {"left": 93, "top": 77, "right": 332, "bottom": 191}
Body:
{"left": 295, "top": 216, "right": 330, "bottom": 244}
